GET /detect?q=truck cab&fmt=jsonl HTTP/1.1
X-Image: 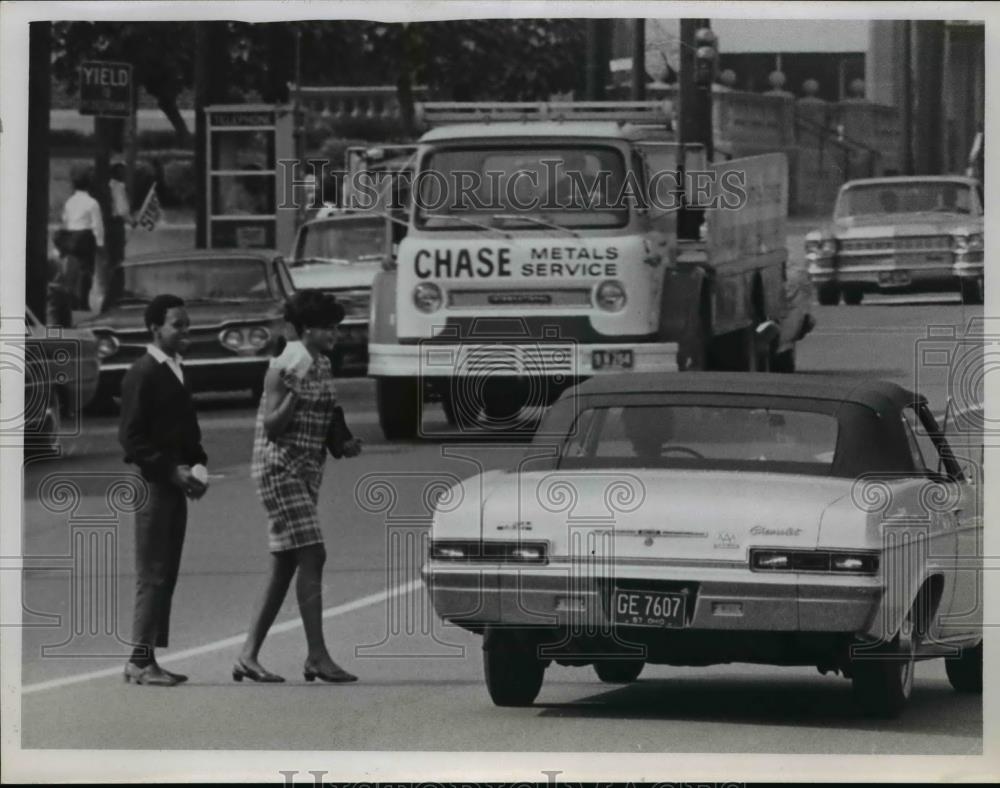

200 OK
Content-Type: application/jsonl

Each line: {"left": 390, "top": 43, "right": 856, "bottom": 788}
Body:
{"left": 368, "top": 102, "right": 807, "bottom": 438}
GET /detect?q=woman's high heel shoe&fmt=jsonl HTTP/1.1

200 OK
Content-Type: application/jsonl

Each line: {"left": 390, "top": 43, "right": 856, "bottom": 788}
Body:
{"left": 303, "top": 660, "right": 357, "bottom": 683}
{"left": 232, "top": 658, "right": 285, "bottom": 683}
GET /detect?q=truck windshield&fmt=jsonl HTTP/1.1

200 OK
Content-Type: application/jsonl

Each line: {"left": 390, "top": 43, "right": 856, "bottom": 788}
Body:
{"left": 294, "top": 218, "right": 386, "bottom": 263}
{"left": 415, "top": 145, "right": 628, "bottom": 230}
{"left": 834, "top": 181, "right": 977, "bottom": 218}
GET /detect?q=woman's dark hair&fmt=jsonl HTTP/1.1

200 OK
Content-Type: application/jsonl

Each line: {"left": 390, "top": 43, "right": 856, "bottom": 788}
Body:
{"left": 70, "top": 165, "right": 92, "bottom": 192}
{"left": 144, "top": 294, "right": 185, "bottom": 330}
{"left": 284, "top": 289, "right": 345, "bottom": 336}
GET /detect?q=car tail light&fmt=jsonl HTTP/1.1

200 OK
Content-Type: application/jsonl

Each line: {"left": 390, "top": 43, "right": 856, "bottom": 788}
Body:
{"left": 750, "top": 549, "right": 878, "bottom": 574}
{"left": 429, "top": 540, "right": 549, "bottom": 564}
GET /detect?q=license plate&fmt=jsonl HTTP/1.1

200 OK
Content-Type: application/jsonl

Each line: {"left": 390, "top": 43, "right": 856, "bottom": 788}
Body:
{"left": 592, "top": 349, "right": 634, "bottom": 370}
{"left": 878, "top": 271, "right": 911, "bottom": 286}
{"left": 613, "top": 589, "right": 687, "bottom": 628}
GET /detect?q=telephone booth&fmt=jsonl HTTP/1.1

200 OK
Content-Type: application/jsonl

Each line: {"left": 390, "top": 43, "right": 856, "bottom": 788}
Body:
{"left": 205, "top": 104, "right": 297, "bottom": 252}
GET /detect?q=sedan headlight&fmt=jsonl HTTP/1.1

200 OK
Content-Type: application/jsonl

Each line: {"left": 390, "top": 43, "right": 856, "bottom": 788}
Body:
{"left": 595, "top": 279, "right": 627, "bottom": 312}
{"left": 953, "top": 232, "right": 984, "bottom": 252}
{"left": 221, "top": 328, "right": 244, "bottom": 350}
{"left": 750, "top": 548, "right": 879, "bottom": 574}
{"left": 247, "top": 326, "right": 271, "bottom": 349}
{"left": 413, "top": 282, "right": 443, "bottom": 313}
{"left": 96, "top": 335, "right": 119, "bottom": 359}
{"left": 805, "top": 236, "right": 838, "bottom": 256}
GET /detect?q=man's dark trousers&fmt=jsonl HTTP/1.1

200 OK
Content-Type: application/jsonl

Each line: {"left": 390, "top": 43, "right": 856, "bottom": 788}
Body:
{"left": 131, "top": 481, "right": 187, "bottom": 654}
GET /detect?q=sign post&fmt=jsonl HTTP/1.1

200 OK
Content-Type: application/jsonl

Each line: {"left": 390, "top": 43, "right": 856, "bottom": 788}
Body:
{"left": 79, "top": 61, "right": 133, "bottom": 117}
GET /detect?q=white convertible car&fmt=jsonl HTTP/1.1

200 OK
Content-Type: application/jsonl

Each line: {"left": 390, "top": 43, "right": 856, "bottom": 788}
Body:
{"left": 423, "top": 373, "right": 983, "bottom": 717}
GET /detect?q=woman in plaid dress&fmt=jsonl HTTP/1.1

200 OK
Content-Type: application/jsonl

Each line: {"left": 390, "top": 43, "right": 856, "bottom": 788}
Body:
{"left": 234, "top": 290, "right": 361, "bottom": 684}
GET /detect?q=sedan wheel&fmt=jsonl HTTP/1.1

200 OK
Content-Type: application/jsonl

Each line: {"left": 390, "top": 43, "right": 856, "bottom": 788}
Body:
{"left": 851, "top": 615, "right": 916, "bottom": 718}
{"left": 842, "top": 286, "right": 864, "bottom": 306}
{"left": 945, "top": 641, "right": 982, "bottom": 693}
{"left": 594, "top": 658, "right": 645, "bottom": 684}
{"left": 816, "top": 283, "right": 841, "bottom": 306}
{"left": 960, "top": 278, "right": 984, "bottom": 306}
{"left": 482, "top": 628, "right": 546, "bottom": 707}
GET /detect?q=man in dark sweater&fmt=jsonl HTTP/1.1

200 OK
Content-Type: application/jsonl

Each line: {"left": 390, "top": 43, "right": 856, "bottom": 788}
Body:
{"left": 119, "top": 294, "right": 208, "bottom": 686}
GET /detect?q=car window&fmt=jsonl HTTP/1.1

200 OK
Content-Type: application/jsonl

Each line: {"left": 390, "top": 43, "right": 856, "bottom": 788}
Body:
{"left": 295, "top": 220, "right": 386, "bottom": 263}
{"left": 835, "top": 182, "right": 974, "bottom": 218}
{"left": 560, "top": 404, "right": 839, "bottom": 473}
{"left": 903, "top": 405, "right": 962, "bottom": 478}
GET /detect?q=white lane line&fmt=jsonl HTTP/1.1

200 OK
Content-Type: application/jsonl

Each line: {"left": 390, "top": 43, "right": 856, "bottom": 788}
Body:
{"left": 21, "top": 578, "right": 423, "bottom": 695}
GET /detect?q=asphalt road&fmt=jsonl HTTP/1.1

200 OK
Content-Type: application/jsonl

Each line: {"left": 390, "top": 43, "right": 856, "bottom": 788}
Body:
{"left": 16, "top": 295, "right": 985, "bottom": 759}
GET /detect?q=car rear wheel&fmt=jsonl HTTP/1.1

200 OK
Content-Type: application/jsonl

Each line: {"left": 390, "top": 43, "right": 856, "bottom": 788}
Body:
{"left": 851, "top": 614, "right": 916, "bottom": 718}
{"left": 959, "top": 278, "right": 984, "bottom": 306}
{"left": 945, "top": 641, "right": 982, "bottom": 693}
{"left": 482, "top": 380, "right": 528, "bottom": 423}
{"left": 842, "top": 286, "right": 864, "bottom": 305}
{"left": 375, "top": 377, "right": 421, "bottom": 440}
{"left": 483, "top": 628, "right": 546, "bottom": 707}
{"left": 816, "top": 283, "right": 841, "bottom": 306}
{"left": 594, "top": 658, "right": 645, "bottom": 684}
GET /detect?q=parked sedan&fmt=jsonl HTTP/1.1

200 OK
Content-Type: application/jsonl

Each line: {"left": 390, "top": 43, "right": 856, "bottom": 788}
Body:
{"left": 288, "top": 210, "right": 388, "bottom": 372}
{"left": 423, "top": 372, "right": 983, "bottom": 717}
{"left": 23, "top": 306, "right": 100, "bottom": 455}
{"left": 806, "top": 176, "right": 984, "bottom": 305}
{"left": 77, "top": 251, "right": 291, "bottom": 406}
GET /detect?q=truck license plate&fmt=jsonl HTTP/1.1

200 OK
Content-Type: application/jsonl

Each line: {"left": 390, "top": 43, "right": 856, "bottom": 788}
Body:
{"left": 592, "top": 349, "right": 634, "bottom": 370}
{"left": 613, "top": 589, "right": 687, "bottom": 628}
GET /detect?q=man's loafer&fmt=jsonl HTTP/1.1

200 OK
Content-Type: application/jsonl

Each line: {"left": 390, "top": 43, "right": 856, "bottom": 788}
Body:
{"left": 124, "top": 662, "right": 179, "bottom": 687}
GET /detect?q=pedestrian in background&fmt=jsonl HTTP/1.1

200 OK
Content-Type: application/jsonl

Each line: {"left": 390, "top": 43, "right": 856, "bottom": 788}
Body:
{"left": 119, "top": 294, "right": 209, "bottom": 687}
{"left": 235, "top": 290, "right": 360, "bottom": 684}
{"left": 104, "top": 161, "right": 135, "bottom": 310}
{"left": 56, "top": 165, "right": 104, "bottom": 311}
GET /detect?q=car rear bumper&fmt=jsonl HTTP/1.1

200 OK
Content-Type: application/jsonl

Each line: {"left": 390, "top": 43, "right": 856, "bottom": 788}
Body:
{"left": 423, "top": 563, "right": 882, "bottom": 636}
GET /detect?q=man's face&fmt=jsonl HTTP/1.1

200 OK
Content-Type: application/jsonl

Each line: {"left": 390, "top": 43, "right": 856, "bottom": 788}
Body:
{"left": 152, "top": 306, "right": 191, "bottom": 356}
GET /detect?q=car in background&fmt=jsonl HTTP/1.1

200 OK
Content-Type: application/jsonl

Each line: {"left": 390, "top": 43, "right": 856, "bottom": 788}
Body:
{"left": 77, "top": 251, "right": 292, "bottom": 407}
{"left": 288, "top": 210, "right": 389, "bottom": 372}
{"left": 23, "top": 306, "right": 100, "bottom": 455}
{"left": 423, "top": 372, "right": 983, "bottom": 717}
{"left": 806, "top": 176, "right": 984, "bottom": 305}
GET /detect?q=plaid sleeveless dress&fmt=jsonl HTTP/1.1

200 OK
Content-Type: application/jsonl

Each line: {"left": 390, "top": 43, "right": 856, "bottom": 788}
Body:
{"left": 251, "top": 354, "right": 336, "bottom": 552}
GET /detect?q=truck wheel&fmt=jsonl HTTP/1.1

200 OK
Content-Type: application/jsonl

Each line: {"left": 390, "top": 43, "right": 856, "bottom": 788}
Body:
{"left": 851, "top": 616, "right": 916, "bottom": 718}
{"left": 483, "top": 629, "right": 546, "bottom": 707}
{"left": 945, "top": 641, "right": 982, "bottom": 693}
{"left": 960, "top": 278, "right": 984, "bottom": 306}
{"left": 376, "top": 377, "right": 421, "bottom": 440}
{"left": 442, "top": 387, "right": 479, "bottom": 430}
{"left": 842, "top": 286, "right": 864, "bottom": 306}
{"left": 816, "top": 283, "right": 841, "bottom": 306}
{"left": 594, "top": 658, "right": 644, "bottom": 684}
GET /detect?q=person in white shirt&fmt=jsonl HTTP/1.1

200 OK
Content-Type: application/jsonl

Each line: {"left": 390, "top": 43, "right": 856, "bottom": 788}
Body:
{"left": 58, "top": 166, "right": 105, "bottom": 310}
{"left": 105, "top": 162, "right": 135, "bottom": 309}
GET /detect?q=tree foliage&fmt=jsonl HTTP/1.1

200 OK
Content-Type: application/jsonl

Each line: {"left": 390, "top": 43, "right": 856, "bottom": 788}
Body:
{"left": 51, "top": 18, "right": 588, "bottom": 145}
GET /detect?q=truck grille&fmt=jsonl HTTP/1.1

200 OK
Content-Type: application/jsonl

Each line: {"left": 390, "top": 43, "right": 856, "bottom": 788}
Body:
{"left": 454, "top": 343, "right": 576, "bottom": 375}
{"left": 840, "top": 235, "right": 951, "bottom": 253}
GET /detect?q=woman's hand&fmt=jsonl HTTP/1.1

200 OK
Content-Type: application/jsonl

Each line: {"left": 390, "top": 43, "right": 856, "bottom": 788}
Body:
{"left": 341, "top": 438, "right": 363, "bottom": 458}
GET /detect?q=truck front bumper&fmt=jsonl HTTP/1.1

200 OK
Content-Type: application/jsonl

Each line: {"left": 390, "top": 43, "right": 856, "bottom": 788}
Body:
{"left": 368, "top": 341, "right": 679, "bottom": 377}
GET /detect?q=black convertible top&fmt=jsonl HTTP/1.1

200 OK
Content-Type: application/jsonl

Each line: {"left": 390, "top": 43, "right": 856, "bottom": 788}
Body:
{"left": 572, "top": 372, "right": 924, "bottom": 415}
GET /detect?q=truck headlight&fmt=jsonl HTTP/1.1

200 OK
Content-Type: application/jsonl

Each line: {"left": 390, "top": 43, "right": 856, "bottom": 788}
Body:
{"left": 413, "top": 282, "right": 443, "bottom": 313}
{"left": 596, "top": 280, "right": 627, "bottom": 312}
